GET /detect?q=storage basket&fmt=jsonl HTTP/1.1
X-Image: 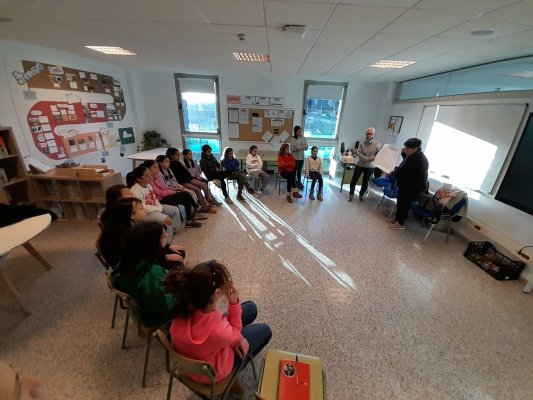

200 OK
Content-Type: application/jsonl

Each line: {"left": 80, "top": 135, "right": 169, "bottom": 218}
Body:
{"left": 464, "top": 241, "right": 525, "bottom": 280}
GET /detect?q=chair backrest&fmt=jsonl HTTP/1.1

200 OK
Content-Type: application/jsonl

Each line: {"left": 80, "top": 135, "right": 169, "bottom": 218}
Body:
{"left": 157, "top": 330, "right": 229, "bottom": 399}
{"left": 448, "top": 197, "right": 467, "bottom": 215}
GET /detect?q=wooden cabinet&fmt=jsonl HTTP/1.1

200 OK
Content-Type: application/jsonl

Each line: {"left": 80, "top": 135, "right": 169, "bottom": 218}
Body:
{"left": 31, "top": 167, "right": 123, "bottom": 221}
{"left": 0, "top": 126, "right": 34, "bottom": 205}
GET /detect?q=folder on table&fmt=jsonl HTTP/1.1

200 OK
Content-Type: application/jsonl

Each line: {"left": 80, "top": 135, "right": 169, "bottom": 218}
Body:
{"left": 278, "top": 359, "right": 310, "bottom": 400}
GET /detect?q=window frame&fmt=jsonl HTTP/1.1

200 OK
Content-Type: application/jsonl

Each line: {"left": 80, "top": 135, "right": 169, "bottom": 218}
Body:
{"left": 302, "top": 80, "right": 348, "bottom": 142}
{"left": 174, "top": 73, "right": 221, "bottom": 137}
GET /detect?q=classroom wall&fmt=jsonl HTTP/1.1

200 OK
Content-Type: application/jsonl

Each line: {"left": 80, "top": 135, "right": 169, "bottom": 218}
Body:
{"left": 134, "top": 70, "right": 392, "bottom": 152}
{"left": 388, "top": 93, "right": 533, "bottom": 281}
{"left": 0, "top": 40, "right": 141, "bottom": 177}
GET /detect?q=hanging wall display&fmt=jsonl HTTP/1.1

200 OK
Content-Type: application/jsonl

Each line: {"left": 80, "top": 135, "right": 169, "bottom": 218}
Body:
{"left": 13, "top": 60, "right": 129, "bottom": 160}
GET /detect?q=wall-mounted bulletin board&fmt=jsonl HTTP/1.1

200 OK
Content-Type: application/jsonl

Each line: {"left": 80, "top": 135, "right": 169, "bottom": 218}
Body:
{"left": 226, "top": 95, "right": 294, "bottom": 146}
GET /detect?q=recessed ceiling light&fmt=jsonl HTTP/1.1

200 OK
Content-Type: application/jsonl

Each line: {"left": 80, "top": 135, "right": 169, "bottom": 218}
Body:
{"left": 233, "top": 52, "right": 270, "bottom": 63}
{"left": 0, "top": 17, "right": 13, "bottom": 23}
{"left": 370, "top": 60, "right": 415, "bottom": 69}
{"left": 85, "top": 46, "right": 136, "bottom": 55}
{"left": 470, "top": 29, "right": 495, "bottom": 36}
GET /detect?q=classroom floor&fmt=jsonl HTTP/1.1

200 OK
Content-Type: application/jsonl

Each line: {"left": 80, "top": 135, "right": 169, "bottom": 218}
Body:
{"left": 1, "top": 177, "right": 532, "bottom": 400}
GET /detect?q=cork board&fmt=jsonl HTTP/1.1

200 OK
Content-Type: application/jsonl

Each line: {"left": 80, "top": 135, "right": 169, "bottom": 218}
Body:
{"left": 228, "top": 107, "right": 294, "bottom": 143}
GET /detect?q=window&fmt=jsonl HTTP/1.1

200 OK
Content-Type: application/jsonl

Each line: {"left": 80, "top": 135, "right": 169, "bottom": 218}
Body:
{"left": 183, "top": 137, "right": 221, "bottom": 162}
{"left": 303, "top": 82, "right": 347, "bottom": 140}
{"left": 303, "top": 146, "right": 335, "bottom": 173}
{"left": 175, "top": 74, "right": 220, "bottom": 135}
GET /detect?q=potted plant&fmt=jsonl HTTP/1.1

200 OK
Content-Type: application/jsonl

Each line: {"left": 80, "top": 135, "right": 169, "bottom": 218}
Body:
{"left": 142, "top": 130, "right": 161, "bottom": 150}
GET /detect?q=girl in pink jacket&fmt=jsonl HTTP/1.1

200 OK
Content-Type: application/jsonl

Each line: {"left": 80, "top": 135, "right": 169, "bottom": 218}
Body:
{"left": 164, "top": 260, "right": 271, "bottom": 395}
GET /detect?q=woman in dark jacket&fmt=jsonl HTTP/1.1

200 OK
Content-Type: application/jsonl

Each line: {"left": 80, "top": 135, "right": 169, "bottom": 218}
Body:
{"left": 388, "top": 138, "right": 429, "bottom": 230}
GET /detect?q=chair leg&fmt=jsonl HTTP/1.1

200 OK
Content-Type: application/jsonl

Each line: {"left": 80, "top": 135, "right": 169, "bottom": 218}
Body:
{"left": 422, "top": 224, "right": 435, "bottom": 244}
{"left": 142, "top": 333, "right": 153, "bottom": 388}
{"left": 250, "top": 355, "right": 258, "bottom": 380}
{"left": 166, "top": 371, "right": 174, "bottom": 400}
{"left": 376, "top": 194, "right": 385, "bottom": 209}
{"left": 121, "top": 311, "right": 130, "bottom": 349}
{"left": 445, "top": 218, "right": 452, "bottom": 243}
{"left": 111, "top": 294, "right": 119, "bottom": 329}
{"left": 387, "top": 205, "right": 396, "bottom": 219}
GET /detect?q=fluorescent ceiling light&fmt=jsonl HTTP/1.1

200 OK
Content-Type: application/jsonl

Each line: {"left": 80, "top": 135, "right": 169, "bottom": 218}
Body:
{"left": 370, "top": 60, "right": 415, "bottom": 69}
{"left": 507, "top": 71, "right": 533, "bottom": 78}
{"left": 470, "top": 29, "right": 495, "bottom": 36}
{"left": 233, "top": 52, "right": 270, "bottom": 63}
{"left": 85, "top": 46, "right": 136, "bottom": 55}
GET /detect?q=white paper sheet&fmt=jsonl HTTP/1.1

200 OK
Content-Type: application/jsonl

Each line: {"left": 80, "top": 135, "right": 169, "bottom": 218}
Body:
{"left": 264, "top": 109, "right": 278, "bottom": 118}
{"left": 228, "top": 108, "right": 239, "bottom": 123}
{"left": 38, "top": 116, "right": 49, "bottom": 123}
{"left": 240, "top": 96, "right": 254, "bottom": 106}
{"left": 239, "top": 109, "right": 249, "bottom": 124}
{"left": 271, "top": 118, "right": 284, "bottom": 127}
{"left": 69, "top": 81, "right": 78, "bottom": 89}
{"left": 373, "top": 144, "right": 402, "bottom": 173}
{"left": 44, "top": 132, "right": 54, "bottom": 140}
{"left": 41, "top": 124, "right": 52, "bottom": 132}
{"left": 228, "top": 123, "right": 239, "bottom": 139}
{"left": 252, "top": 117, "right": 263, "bottom": 133}
{"left": 278, "top": 131, "right": 289, "bottom": 142}
{"left": 262, "top": 131, "right": 273, "bottom": 143}
{"left": 255, "top": 97, "right": 270, "bottom": 106}
{"left": 279, "top": 110, "right": 293, "bottom": 119}
{"left": 270, "top": 97, "right": 284, "bottom": 107}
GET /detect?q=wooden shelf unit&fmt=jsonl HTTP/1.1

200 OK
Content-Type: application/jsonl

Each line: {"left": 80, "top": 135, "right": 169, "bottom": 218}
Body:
{"left": 0, "top": 127, "right": 35, "bottom": 205}
{"left": 30, "top": 167, "right": 123, "bottom": 221}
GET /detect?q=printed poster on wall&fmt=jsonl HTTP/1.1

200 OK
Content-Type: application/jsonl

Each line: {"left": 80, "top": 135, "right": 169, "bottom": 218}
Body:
{"left": 119, "top": 127, "right": 135, "bottom": 144}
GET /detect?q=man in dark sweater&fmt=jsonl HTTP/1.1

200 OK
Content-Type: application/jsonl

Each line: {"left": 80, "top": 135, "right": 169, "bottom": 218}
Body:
{"left": 388, "top": 138, "right": 429, "bottom": 230}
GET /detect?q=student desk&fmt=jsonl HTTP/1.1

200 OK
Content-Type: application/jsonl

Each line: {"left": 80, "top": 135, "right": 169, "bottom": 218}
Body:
{"left": 127, "top": 148, "right": 169, "bottom": 169}
{"left": 257, "top": 349, "right": 326, "bottom": 400}
{"left": 0, "top": 213, "right": 52, "bottom": 314}
{"left": 235, "top": 149, "right": 279, "bottom": 172}
{"left": 329, "top": 157, "right": 357, "bottom": 193}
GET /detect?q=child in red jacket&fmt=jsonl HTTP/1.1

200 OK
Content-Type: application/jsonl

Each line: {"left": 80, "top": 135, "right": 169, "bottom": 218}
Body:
{"left": 277, "top": 143, "right": 302, "bottom": 203}
{"left": 164, "top": 260, "right": 271, "bottom": 396}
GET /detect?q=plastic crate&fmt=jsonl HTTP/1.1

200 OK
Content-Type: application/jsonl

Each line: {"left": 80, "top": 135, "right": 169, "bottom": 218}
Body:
{"left": 464, "top": 241, "right": 525, "bottom": 280}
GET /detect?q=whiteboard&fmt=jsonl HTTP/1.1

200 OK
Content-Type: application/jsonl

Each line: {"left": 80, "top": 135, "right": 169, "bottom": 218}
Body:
{"left": 417, "top": 104, "right": 527, "bottom": 193}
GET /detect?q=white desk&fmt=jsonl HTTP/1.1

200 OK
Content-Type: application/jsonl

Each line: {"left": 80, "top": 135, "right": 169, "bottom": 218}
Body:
{"left": 127, "top": 148, "right": 169, "bottom": 169}
{"left": 0, "top": 213, "right": 52, "bottom": 314}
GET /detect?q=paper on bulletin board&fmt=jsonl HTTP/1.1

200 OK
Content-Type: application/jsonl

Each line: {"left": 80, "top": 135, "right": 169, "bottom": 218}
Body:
{"left": 262, "top": 130, "right": 273, "bottom": 143}
{"left": 264, "top": 109, "right": 278, "bottom": 118}
{"left": 255, "top": 97, "right": 270, "bottom": 106}
{"left": 373, "top": 144, "right": 401, "bottom": 173}
{"left": 278, "top": 110, "right": 293, "bottom": 119}
{"left": 239, "top": 109, "right": 249, "bottom": 124}
{"left": 228, "top": 108, "right": 239, "bottom": 123}
{"left": 270, "top": 135, "right": 284, "bottom": 148}
{"left": 252, "top": 117, "right": 263, "bottom": 133}
{"left": 270, "top": 97, "right": 284, "bottom": 107}
{"left": 241, "top": 96, "right": 254, "bottom": 106}
{"left": 229, "top": 123, "right": 239, "bottom": 139}
{"left": 271, "top": 118, "right": 284, "bottom": 127}
{"left": 278, "top": 130, "right": 289, "bottom": 142}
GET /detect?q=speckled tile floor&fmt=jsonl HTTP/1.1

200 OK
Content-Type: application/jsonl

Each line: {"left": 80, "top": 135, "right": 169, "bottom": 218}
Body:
{"left": 1, "top": 178, "right": 532, "bottom": 399}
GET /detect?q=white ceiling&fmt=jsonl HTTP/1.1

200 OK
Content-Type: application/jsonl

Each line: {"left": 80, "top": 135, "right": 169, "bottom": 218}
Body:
{"left": 1, "top": 0, "right": 533, "bottom": 82}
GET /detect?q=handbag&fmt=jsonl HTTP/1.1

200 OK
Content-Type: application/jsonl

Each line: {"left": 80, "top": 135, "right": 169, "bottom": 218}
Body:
{"left": 418, "top": 193, "right": 443, "bottom": 214}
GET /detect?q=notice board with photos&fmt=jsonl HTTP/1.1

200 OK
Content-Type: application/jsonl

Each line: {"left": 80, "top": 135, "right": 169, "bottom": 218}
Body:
{"left": 227, "top": 107, "right": 294, "bottom": 144}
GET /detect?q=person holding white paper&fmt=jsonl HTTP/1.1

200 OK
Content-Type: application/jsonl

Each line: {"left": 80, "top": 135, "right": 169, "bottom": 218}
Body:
{"left": 348, "top": 127, "right": 380, "bottom": 202}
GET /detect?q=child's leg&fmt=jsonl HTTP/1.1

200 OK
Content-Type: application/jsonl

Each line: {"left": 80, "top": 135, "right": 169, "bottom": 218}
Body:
{"left": 310, "top": 171, "right": 317, "bottom": 191}
{"left": 241, "top": 301, "right": 257, "bottom": 326}
{"left": 259, "top": 171, "right": 269, "bottom": 191}
{"left": 317, "top": 173, "right": 323, "bottom": 192}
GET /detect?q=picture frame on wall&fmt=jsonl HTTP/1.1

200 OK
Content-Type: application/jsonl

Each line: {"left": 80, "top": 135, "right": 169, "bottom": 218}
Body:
{"left": 387, "top": 115, "right": 403, "bottom": 134}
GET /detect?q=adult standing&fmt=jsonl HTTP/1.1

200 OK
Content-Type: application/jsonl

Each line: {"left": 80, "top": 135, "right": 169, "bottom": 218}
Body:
{"left": 388, "top": 138, "right": 429, "bottom": 230}
{"left": 348, "top": 127, "right": 381, "bottom": 202}
{"left": 290, "top": 125, "right": 308, "bottom": 189}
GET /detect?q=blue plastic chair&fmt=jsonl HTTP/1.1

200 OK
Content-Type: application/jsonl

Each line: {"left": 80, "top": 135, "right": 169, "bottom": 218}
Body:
{"left": 367, "top": 176, "right": 394, "bottom": 198}
{"left": 411, "top": 198, "right": 467, "bottom": 243}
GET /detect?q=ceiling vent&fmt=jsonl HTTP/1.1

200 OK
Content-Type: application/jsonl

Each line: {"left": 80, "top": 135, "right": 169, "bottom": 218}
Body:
{"left": 283, "top": 25, "right": 306, "bottom": 39}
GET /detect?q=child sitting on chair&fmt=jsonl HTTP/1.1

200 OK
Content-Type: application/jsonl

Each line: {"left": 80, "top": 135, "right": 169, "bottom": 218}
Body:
{"left": 163, "top": 260, "right": 272, "bottom": 395}
{"left": 305, "top": 146, "right": 324, "bottom": 201}
{"left": 221, "top": 147, "right": 256, "bottom": 202}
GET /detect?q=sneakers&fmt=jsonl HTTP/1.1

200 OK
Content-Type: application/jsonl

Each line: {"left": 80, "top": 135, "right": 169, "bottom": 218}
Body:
{"left": 236, "top": 193, "right": 246, "bottom": 202}
{"left": 225, "top": 197, "right": 233, "bottom": 205}
{"left": 198, "top": 206, "right": 216, "bottom": 214}
{"left": 293, "top": 192, "right": 302, "bottom": 198}
{"left": 348, "top": 194, "right": 353, "bottom": 202}
{"left": 388, "top": 222, "right": 405, "bottom": 230}
{"left": 317, "top": 192, "right": 323, "bottom": 201}
{"left": 309, "top": 192, "right": 315, "bottom": 200}
{"left": 286, "top": 195, "right": 293, "bottom": 203}
{"left": 297, "top": 182, "right": 304, "bottom": 189}
{"left": 213, "top": 179, "right": 221, "bottom": 188}
{"left": 246, "top": 186, "right": 256, "bottom": 195}
{"left": 253, "top": 191, "right": 261, "bottom": 198}
{"left": 209, "top": 199, "right": 222, "bottom": 206}
{"left": 185, "top": 221, "right": 202, "bottom": 228}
